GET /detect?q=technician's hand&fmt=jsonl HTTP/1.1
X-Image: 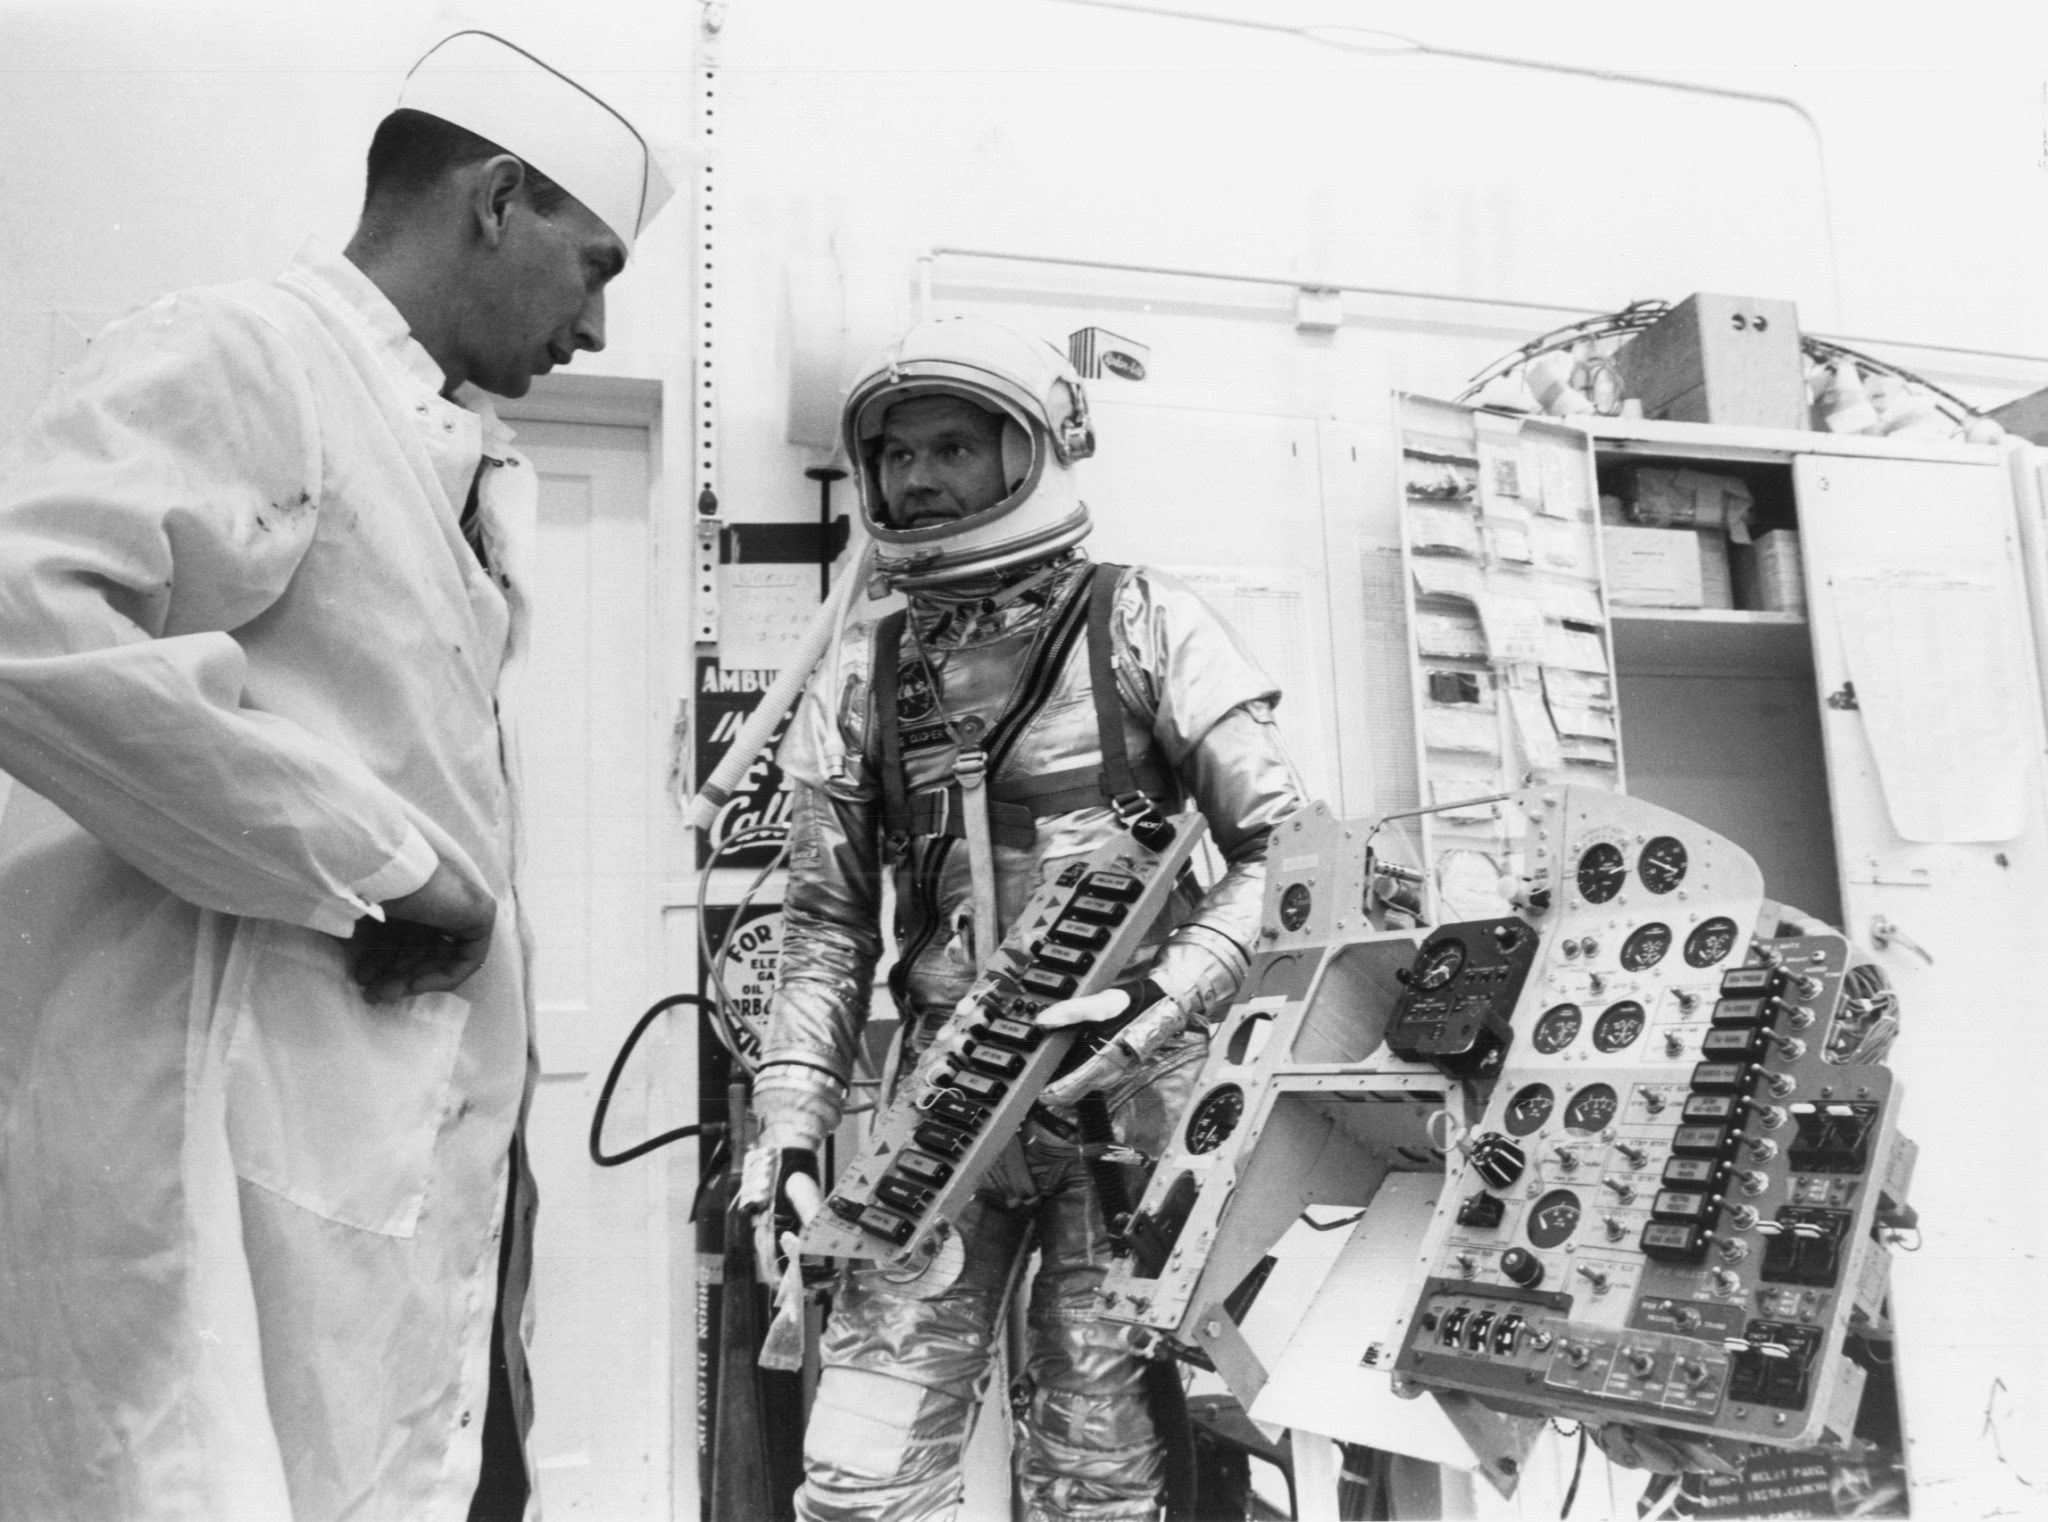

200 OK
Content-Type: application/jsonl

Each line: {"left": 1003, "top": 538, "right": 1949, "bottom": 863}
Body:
{"left": 348, "top": 859, "right": 498, "bottom": 1004}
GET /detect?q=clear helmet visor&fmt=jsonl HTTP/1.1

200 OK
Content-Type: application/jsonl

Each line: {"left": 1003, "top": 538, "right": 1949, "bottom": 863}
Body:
{"left": 840, "top": 317, "right": 1098, "bottom": 590}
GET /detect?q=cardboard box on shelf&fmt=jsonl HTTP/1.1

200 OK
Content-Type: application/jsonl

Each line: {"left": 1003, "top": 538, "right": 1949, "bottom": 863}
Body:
{"left": 1615, "top": 294, "right": 1806, "bottom": 431}
{"left": 1604, "top": 525, "right": 1705, "bottom": 608}
{"left": 1732, "top": 530, "right": 1806, "bottom": 615}
{"left": 1696, "top": 526, "right": 1734, "bottom": 609}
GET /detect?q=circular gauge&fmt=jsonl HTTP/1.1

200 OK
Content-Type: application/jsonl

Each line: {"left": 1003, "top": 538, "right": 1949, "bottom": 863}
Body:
{"left": 1620, "top": 923, "right": 1673, "bottom": 972}
{"left": 1638, "top": 836, "right": 1688, "bottom": 895}
{"left": 1563, "top": 1082, "right": 1620, "bottom": 1134}
{"left": 1576, "top": 842, "right": 1627, "bottom": 905}
{"left": 1527, "top": 1189, "right": 1582, "bottom": 1250}
{"left": 1185, "top": 1084, "right": 1244, "bottom": 1155}
{"left": 1503, "top": 1082, "right": 1555, "bottom": 1137}
{"left": 1592, "top": 1002, "right": 1647, "bottom": 1053}
{"left": 1412, "top": 938, "right": 1467, "bottom": 991}
{"left": 1278, "top": 882, "right": 1313, "bottom": 932}
{"left": 1685, "top": 916, "right": 1740, "bottom": 968}
{"left": 1531, "top": 1004, "right": 1583, "bottom": 1055}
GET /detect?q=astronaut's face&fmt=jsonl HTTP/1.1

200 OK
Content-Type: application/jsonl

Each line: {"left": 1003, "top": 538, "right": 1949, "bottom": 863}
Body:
{"left": 876, "top": 395, "right": 1009, "bottom": 529}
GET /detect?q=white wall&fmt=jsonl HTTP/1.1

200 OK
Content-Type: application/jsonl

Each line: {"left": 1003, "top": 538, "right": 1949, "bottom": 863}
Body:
{"left": 0, "top": 0, "right": 698, "bottom": 435}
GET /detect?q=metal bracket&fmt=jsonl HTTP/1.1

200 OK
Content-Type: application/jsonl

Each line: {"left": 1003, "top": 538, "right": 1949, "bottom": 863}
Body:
{"left": 1188, "top": 1301, "right": 1268, "bottom": 1411}
{"left": 1430, "top": 1389, "right": 1546, "bottom": 1500}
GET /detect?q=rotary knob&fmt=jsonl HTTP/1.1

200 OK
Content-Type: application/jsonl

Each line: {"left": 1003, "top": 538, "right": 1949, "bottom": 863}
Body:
{"left": 1468, "top": 1132, "right": 1527, "bottom": 1190}
{"left": 1500, "top": 1248, "right": 1545, "bottom": 1289}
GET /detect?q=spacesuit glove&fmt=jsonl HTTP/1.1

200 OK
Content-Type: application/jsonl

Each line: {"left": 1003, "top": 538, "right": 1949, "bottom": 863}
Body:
{"left": 1036, "top": 977, "right": 1187, "bottom": 1108}
{"left": 742, "top": 1062, "right": 842, "bottom": 1279}
{"left": 742, "top": 1142, "right": 822, "bottom": 1284}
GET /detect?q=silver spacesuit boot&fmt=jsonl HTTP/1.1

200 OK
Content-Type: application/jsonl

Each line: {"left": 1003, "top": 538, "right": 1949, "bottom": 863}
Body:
{"left": 752, "top": 315, "right": 1307, "bottom": 1522}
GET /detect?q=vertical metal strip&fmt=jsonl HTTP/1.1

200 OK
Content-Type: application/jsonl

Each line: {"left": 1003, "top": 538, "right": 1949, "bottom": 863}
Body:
{"left": 693, "top": 6, "right": 724, "bottom": 643}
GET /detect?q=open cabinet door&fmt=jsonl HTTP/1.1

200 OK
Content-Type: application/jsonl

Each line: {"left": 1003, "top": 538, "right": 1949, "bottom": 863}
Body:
{"left": 1794, "top": 451, "right": 2048, "bottom": 1514}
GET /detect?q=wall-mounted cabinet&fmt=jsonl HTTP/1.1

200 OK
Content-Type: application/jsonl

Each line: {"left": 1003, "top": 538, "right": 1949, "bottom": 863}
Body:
{"left": 1577, "top": 412, "right": 2048, "bottom": 1511}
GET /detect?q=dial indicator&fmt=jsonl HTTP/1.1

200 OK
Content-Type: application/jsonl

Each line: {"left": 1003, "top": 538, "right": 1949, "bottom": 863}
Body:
{"left": 1278, "top": 882, "right": 1313, "bottom": 932}
{"left": 1527, "top": 1188, "right": 1582, "bottom": 1250}
{"left": 1412, "top": 938, "right": 1466, "bottom": 991}
{"left": 1638, "top": 836, "right": 1688, "bottom": 895}
{"left": 1564, "top": 1083, "right": 1620, "bottom": 1134}
{"left": 1185, "top": 1084, "right": 1244, "bottom": 1155}
{"left": 1620, "top": 922, "right": 1672, "bottom": 971}
{"left": 1503, "top": 1082, "right": 1555, "bottom": 1137}
{"left": 1592, "top": 1002, "right": 1647, "bottom": 1053}
{"left": 1576, "top": 842, "right": 1626, "bottom": 905}
{"left": 1685, "top": 916, "right": 1740, "bottom": 968}
{"left": 1532, "top": 1004, "right": 1583, "bottom": 1055}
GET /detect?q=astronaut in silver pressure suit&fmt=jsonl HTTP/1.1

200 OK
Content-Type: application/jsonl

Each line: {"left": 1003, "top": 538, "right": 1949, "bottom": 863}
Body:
{"left": 745, "top": 314, "right": 1308, "bottom": 1521}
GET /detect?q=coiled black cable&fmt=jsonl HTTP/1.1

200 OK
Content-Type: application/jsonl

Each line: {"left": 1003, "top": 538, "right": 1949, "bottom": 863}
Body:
{"left": 589, "top": 992, "right": 716, "bottom": 1168}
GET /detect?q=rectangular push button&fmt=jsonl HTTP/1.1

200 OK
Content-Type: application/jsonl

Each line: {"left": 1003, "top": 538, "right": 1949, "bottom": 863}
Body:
{"left": 1672, "top": 1124, "right": 1735, "bottom": 1158}
{"left": 1652, "top": 1189, "right": 1715, "bottom": 1223}
{"left": 896, "top": 1151, "right": 954, "bottom": 1188}
{"left": 875, "top": 1175, "right": 936, "bottom": 1215}
{"left": 913, "top": 1121, "right": 972, "bottom": 1160}
{"left": 964, "top": 1043, "right": 1026, "bottom": 1080}
{"left": 1065, "top": 895, "right": 1129, "bottom": 927}
{"left": 1640, "top": 1222, "right": 1708, "bottom": 1263}
{"left": 1690, "top": 1062, "right": 1755, "bottom": 1096}
{"left": 1662, "top": 1156, "right": 1722, "bottom": 1188}
{"left": 982, "top": 1017, "right": 1042, "bottom": 1049}
{"left": 1720, "top": 967, "right": 1785, "bottom": 998}
{"left": 928, "top": 1093, "right": 988, "bottom": 1131}
{"left": 1711, "top": 996, "right": 1776, "bottom": 1029}
{"left": 1702, "top": 1027, "right": 1768, "bottom": 1061}
{"left": 1048, "top": 921, "right": 1112, "bottom": 952}
{"left": 1036, "top": 942, "right": 1095, "bottom": 974}
{"left": 1081, "top": 871, "right": 1144, "bottom": 902}
{"left": 1020, "top": 968, "right": 1079, "bottom": 1000}
{"left": 951, "top": 1071, "right": 1007, "bottom": 1104}
{"left": 858, "top": 1205, "right": 915, "bottom": 1245}
{"left": 1682, "top": 1092, "right": 1741, "bottom": 1122}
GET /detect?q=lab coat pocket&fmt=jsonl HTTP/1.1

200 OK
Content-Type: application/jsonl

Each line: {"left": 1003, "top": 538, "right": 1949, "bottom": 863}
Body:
{"left": 222, "top": 920, "right": 471, "bottom": 1237}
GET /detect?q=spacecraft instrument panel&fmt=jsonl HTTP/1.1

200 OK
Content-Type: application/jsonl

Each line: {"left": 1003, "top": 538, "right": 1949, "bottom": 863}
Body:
{"left": 1098, "top": 788, "right": 1912, "bottom": 1469}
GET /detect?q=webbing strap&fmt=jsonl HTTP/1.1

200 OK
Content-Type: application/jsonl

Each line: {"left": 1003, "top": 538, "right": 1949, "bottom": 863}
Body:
{"left": 903, "top": 756, "right": 1177, "bottom": 850}
{"left": 1085, "top": 566, "right": 1139, "bottom": 802}
{"left": 956, "top": 747, "right": 1001, "bottom": 957}
{"left": 873, "top": 608, "right": 910, "bottom": 844}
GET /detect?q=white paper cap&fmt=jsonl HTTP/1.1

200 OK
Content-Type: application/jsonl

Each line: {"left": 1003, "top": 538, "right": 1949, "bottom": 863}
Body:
{"left": 398, "top": 30, "right": 679, "bottom": 251}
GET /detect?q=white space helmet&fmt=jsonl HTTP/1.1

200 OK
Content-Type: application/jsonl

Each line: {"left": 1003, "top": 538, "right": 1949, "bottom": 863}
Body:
{"left": 843, "top": 315, "right": 1095, "bottom": 591}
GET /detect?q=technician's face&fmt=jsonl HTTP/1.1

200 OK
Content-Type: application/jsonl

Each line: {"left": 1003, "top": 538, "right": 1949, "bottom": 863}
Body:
{"left": 464, "top": 187, "right": 625, "bottom": 398}
{"left": 877, "top": 395, "right": 1010, "bottom": 528}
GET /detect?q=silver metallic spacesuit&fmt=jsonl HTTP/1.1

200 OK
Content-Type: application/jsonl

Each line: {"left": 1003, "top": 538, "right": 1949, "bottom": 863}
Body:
{"left": 750, "top": 316, "right": 1307, "bottom": 1522}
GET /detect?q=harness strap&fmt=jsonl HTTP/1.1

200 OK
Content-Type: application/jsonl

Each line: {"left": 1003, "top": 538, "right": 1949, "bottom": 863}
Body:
{"left": 956, "top": 745, "right": 1001, "bottom": 959}
{"left": 873, "top": 608, "right": 911, "bottom": 848}
{"left": 1085, "top": 566, "right": 1140, "bottom": 804}
{"left": 904, "top": 759, "right": 1178, "bottom": 850}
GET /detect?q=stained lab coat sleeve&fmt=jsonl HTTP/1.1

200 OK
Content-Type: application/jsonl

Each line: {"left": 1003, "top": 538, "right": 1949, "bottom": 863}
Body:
{"left": 0, "top": 292, "right": 439, "bottom": 935}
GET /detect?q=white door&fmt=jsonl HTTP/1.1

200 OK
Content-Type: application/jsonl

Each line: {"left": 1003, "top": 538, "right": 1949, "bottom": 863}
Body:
{"left": 1796, "top": 452, "right": 2048, "bottom": 1513}
{"left": 514, "top": 418, "right": 672, "bottom": 1516}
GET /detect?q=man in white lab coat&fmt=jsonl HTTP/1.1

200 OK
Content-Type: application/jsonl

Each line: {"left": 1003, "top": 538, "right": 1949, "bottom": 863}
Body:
{"left": 0, "top": 32, "right": 676, "bottom": 1521}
